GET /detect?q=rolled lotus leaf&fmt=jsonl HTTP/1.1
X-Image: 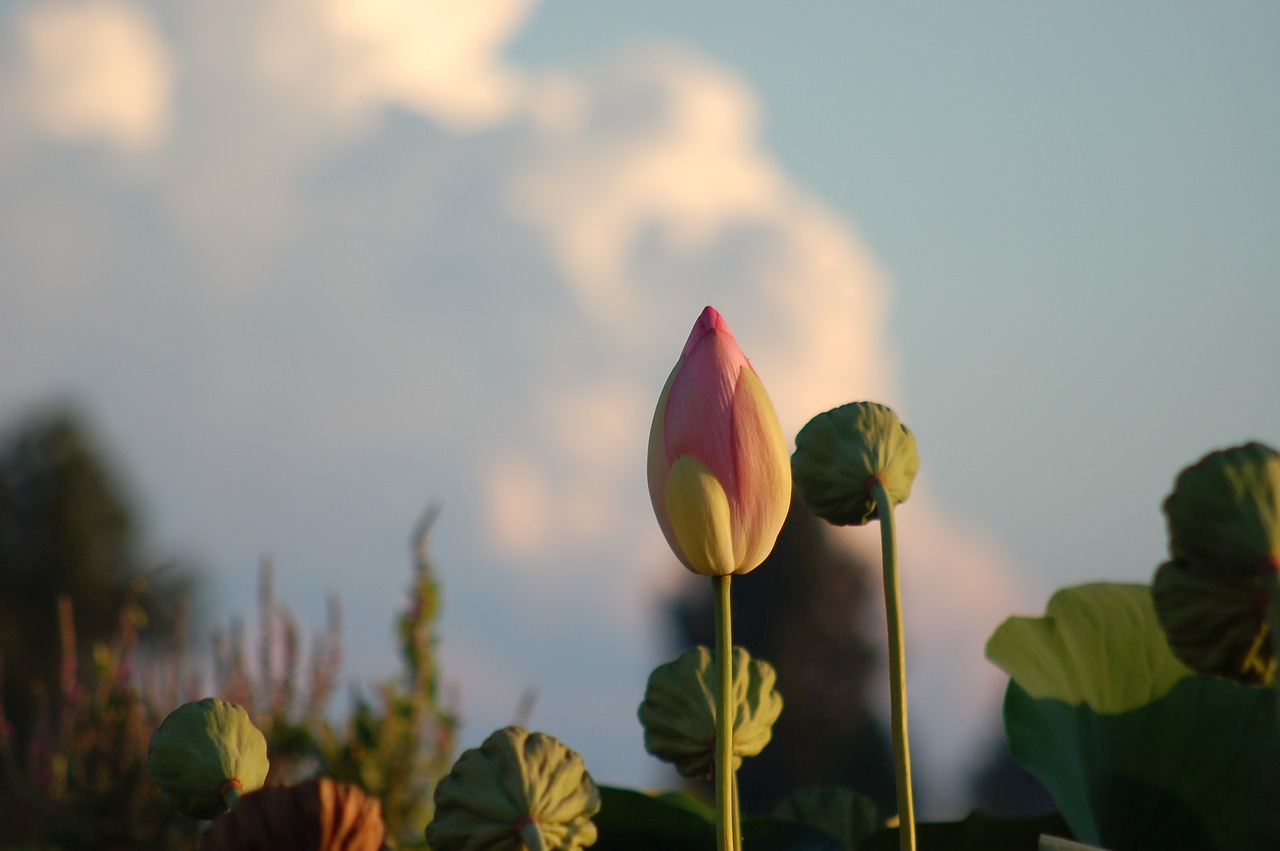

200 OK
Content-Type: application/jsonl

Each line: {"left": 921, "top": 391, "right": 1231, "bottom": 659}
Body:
{"left": 148, "top": 698, "right": 269, "bottom": 819}
{"left": 791, "top": 402, "right": 919, "bottom": 526}
{"left": 1164, "top": 442, "right": 1280, "bottom": 580}
{"left": 637, "top": 645, "right": 783, "bottom": 778}
{"left": 426, "top": 726, "right": 600, "bottom": 851}
{"left": 199, "top": 778, "right": 386, "bottom": 851}
{"left": 1153, "top": 442, "right": 1280, "bottom": 685}
{"left": 1154, "top": 560, "right": 1276, "bottom": 685}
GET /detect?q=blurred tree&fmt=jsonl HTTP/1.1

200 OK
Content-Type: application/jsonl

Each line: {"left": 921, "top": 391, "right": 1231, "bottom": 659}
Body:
{"left": 0, "top": 405, "right": 193, "bottom": 752}
{"left": 668, "top": 495, "right": 897, "bottom": 816}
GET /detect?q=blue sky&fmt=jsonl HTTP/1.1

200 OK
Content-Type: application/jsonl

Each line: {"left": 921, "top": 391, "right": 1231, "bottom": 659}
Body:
{"left": 512, "top": 0, "right": 1280, "bottom": 592}
{"left": 1, "top": 0, "right": 1277, "bottom": 816}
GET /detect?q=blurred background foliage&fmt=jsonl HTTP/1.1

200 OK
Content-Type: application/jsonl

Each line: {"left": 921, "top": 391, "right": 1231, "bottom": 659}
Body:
{"left": 0, "top": 406, "right": 196, "bottom": 756}
{"left": 0, "top": 405, "right": 1047, "bottom": 849}
{"left": 0, "top": 406, "right": 456, "bottom": 849}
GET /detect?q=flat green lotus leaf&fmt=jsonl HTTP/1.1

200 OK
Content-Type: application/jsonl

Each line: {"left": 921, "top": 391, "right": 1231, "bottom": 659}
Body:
{"left": 987, "top": 583, "right": 1280, "bottom": 848}
{"left": 859, "top": 811, "right": 1073, "bottom": 851}
{"left": 594, "top": 786, "right": 840, "bottom": 851}
{"left": 594, "top": 786, "right": 712, "bottom": 851}
{"left": 654, "top": 788, "right": 716, "bottom": 823}
{"left": 985, "top": 583, "right": 1191, "bottom": 713}
{"left": 772, "top": 785, "right": 884, "bottom": 851}
{"left": 743, "top": 820, "right": 844, "bottom": 851}
{"left": 1004, "top": 678, "right": 1280, "bottom": 849}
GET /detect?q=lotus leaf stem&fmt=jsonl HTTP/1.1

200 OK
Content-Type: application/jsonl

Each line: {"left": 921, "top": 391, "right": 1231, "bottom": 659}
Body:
{"left": 869, "top": 477, "right": 916, "bottom": 851}
{"left": 713, "top": 574, "right": 739, "bottom": 851}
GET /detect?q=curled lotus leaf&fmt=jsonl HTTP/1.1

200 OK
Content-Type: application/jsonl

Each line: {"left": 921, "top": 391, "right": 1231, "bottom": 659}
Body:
{"left": 1154, "top": 561, "right": 1276, "bottom": 685}
{"left": 148, "top": 698, "right": 269, "bottom": 820}
{"left": 1163, "top": 442, "right": 1280, "bottom": 579}
{"left": 199, "top": 778, "right": 386, "bottom": 851}
{"left": 637, "top": 645, "right": 783, "bottom": 778}
{"left": 791, "top": 402, "right": 918, "bottom": 527}
{"left": 425, "top": 726, "right": 600, "bottom": 851}
{"left": 1154, "top": 442, "right": 1280, "bottom": 685}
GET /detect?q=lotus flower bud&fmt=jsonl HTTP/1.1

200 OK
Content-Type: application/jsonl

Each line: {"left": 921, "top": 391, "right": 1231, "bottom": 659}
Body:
{"left": 791, "top": 402, "right": 919, "bottom": 526}
{"left": 425, "top": 726, "right": 600, "bottom": 851}
{"left": 1152, "top": 442, "right": 1280, "bottom": 684}
{"left": 637, "top": 645, "right": 783, "bottom": 778}
{"left": 198, "top": 778, "right": 386, "bottom": 851}
{"left": 148, "top": 698, "right": 269, "bottom": 819}
{"left": 648, "top": 306, "right": 791, "bottom": 576}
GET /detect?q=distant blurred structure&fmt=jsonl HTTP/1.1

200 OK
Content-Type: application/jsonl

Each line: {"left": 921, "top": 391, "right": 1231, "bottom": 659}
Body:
{"left": 968, "top": 729, "right": 1056, "bottom": 817}
{"left": 666, "top": 496, "right": 897, "bottom": 815}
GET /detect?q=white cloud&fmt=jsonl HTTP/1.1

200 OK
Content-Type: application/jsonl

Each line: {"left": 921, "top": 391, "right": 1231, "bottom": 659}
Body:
{"left": 323, "top": 0, "right": 534, "bottom": 127}
{"left": 0, "top": 0, "right": 1027, "bottom": 808}
{"left": 245, "top": 0, "right": 533, "bottom": 130}
{"left": 485, "top": 451, "right": 554, "bottom": 559}
{"left": 13, "top": 0, "right": 173, "bottom": 151}
{"left": 509, "top": 47, "right": 895, "bottom": 415}
{"left": 510, "top": 49, "right": 785, "bottom": 322}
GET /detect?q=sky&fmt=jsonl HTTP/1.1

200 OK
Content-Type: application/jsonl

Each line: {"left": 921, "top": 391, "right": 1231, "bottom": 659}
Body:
{"left": 1, "top": 0, "right": 1278, "bottom": 818}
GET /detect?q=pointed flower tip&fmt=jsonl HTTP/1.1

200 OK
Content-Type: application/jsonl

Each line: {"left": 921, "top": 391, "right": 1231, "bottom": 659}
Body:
{"left": 681, "top": 305, "right": 735, "bottom": 358}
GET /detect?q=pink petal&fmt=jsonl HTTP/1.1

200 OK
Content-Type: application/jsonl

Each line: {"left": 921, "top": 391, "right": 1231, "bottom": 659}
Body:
{"left": 647, "top": 361, "right": 679, "bottom": 553}
{"left": 664, "top": 310, "right": 750, "bottom": 492}
{"left": 681, "top": 306, "right": 734, "bottom": 359}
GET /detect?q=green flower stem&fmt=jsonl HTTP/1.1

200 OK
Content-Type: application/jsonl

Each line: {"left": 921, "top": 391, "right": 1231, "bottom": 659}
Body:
{"left": 869, "top": 477, "right": 916, "bottom": 851}
{"left": 713, "top": 574, "right": 738, "bottom": 851}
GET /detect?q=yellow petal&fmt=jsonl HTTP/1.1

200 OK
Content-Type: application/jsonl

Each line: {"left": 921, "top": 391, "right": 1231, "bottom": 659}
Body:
{"left": 665, "top": 455, "right": 735, "bottom": 576}
{"left": 730, "top": 366, "right": 792, "bottom": 573}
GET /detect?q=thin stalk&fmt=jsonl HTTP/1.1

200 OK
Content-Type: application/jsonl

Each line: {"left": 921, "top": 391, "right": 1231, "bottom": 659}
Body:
{"left": 869, "top": 477, "right": 916, "bottom": 851}
{"left": 1268, "top": 572, "right": 1280, "bottom": 733}
{"left": 713, "top": 574, "right": 737, "bottom": 851}
{"left": 737, "top": 767, "right": 747, "bottom": 849}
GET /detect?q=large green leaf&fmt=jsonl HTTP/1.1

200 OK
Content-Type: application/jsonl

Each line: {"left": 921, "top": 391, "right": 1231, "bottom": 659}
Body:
{"left": 593, "top": 786, "right": 713, "bottom": 851}
{"left": 986, "top": 583, "right": 1190, "bottom": 713}
{"left": 858, "top": 811, "right": 1072, "bottom": 851}
{"left": 593, "top": 786, "right": 841, "bottom": 851}
{"left": 1004, "top": 679, "right": 1279, "bottom": 849}
{"left": 772, "top": 785, "right": 885, "bottom": 851}
{"left": 987, "top": 583, "right": 1280, "bottom": 850}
